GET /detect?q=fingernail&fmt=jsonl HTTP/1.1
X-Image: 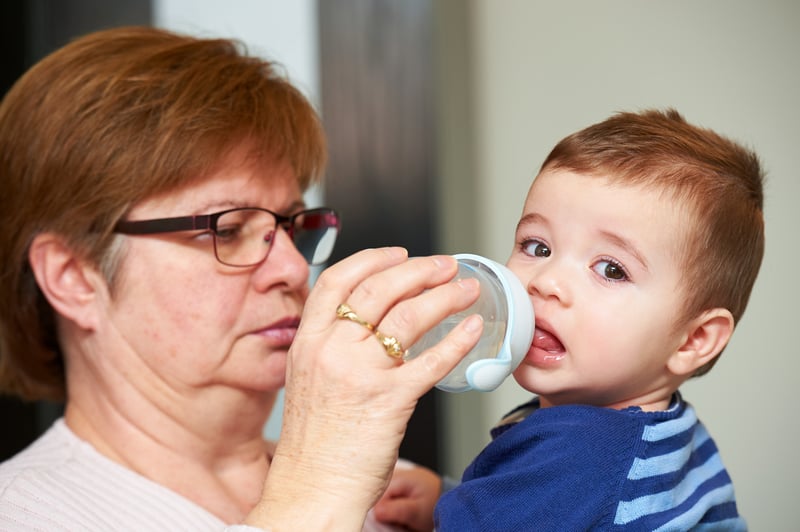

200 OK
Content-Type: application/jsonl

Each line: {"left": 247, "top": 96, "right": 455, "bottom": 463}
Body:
{"left": 387, "top": 247, "right": 408, "bottom": 259}
{"left": 463, "top": 314, "right": 483, "bottom": 332}
{"left": 456, "top": 278, "right": 479, "bottom": 291}
{"left": 433, "top": 255, "right": 453, "bottom": 269}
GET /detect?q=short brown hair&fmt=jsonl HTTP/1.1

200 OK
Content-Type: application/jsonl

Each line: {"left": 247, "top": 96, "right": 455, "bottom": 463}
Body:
{"left": 540, "top": 109, "right": 764, "bottom": 376}
{"left": 0, "top": 26, "right": 327, "bottom": 400}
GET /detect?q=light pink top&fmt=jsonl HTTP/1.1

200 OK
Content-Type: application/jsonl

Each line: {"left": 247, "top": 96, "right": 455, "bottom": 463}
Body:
{"left": 0, "top": 419, "right": 397, "bottom": 531}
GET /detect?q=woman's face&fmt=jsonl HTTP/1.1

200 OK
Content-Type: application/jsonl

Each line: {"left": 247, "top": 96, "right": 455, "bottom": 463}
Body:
{"left": 105, "top": 149, "right": 310, "bottom": 398}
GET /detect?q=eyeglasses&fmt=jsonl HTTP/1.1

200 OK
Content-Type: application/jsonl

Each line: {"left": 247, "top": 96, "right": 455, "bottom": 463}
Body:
{"left": 114, "top": 207, "right": 340, "bottom": 267}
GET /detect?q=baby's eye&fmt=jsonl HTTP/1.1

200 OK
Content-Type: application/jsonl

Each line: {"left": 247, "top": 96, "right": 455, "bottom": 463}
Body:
{"left": 591, "top": 259, "right": 629, "bottom": 282}
{"left": 522, "top": 239, "right": 551, "bottom": 258}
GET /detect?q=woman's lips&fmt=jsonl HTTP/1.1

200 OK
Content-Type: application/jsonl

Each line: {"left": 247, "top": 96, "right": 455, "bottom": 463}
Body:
{"left": 254, "top": 317, "right": 301, "bottom": 347}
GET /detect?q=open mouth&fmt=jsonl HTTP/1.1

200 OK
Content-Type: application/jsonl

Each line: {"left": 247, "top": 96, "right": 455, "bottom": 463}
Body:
{"left": 533, "top": 326, "right": 563, "bottom": 351}
{"left": 530, "top": 322, "right": 566, "bottom": 363}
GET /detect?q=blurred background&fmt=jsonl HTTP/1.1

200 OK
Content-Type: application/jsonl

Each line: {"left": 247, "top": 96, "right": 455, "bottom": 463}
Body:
{"left": 2, "top": 1, "right": 797, "bottom": 529}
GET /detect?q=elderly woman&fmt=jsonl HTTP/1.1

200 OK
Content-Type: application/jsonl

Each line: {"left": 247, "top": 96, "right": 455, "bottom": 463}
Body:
{"left": 0, "top": 27, "right": 481, "bottom": 531}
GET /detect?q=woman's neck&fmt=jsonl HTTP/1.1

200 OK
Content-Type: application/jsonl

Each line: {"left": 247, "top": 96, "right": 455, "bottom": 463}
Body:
{"left": 64, "top": 386, "right": 277, "bottom": 523}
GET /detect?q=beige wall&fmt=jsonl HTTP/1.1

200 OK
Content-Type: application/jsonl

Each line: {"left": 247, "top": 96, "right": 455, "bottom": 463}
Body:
{"left": 437, "top": 1, "right": 800, "bottom": 529}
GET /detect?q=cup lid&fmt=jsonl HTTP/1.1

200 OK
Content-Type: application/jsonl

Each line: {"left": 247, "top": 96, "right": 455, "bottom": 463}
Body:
{"left": 442, "top": 254, "right": 534, "bottom": 392}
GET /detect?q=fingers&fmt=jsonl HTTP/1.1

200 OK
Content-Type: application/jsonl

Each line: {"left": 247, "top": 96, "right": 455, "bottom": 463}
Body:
{"left": 342, "top": 254, "right": 461, "bottom": 326}
{"left": 312, "top": 250, "right": 460, "bottom": 322}
{"left": 397, "top": 312, "right": 483, "bottom": 394}
{"left": 372, "top": 498, "right": 427, "bottom": 530}
{"left": 327, "top": 249, "right": 483, "bottom": 386}
{"left": 301, "top": 247, "right": 409, "bottom": 328}
{"left": 375, "top": 276, "right": 480, "bottom": 352}
{"left": 295, "top": 246, "right": 484, "bottom": 393}
{"left": 303, "top": 249, "right": 476, "bottom": 365}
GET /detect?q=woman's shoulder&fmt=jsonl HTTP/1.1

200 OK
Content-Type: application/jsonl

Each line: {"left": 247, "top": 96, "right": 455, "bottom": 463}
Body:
{"left": 0, "top": 418, "right": 74, "bottom": 485}
{"left": 0, "top": 419, "right": 226, "bottom": 530}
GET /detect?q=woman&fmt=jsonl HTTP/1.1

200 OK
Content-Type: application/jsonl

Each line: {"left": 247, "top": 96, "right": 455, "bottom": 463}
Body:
{"left": 0, "top": 27, "right": 481, "bottom": 530}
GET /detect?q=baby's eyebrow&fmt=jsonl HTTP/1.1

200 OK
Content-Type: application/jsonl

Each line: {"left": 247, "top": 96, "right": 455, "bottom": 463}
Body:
{"left": 599, "top": 229, "right": 649, "bottom": 272}
{"left": 515, "top": 212, "right": 548, "bottom": 232}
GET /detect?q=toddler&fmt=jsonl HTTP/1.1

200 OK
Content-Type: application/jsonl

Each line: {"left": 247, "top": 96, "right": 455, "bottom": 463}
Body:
{"left": 435, "top": 109, "right": 761, "bottom": 531}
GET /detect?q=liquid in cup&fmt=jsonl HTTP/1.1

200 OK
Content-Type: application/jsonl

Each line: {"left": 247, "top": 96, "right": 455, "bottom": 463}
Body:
{"left": 404, "top": 254, "right": 534, "bottom": 392}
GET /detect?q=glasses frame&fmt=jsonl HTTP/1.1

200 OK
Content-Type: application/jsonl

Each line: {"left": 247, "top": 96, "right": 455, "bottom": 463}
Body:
{"left": 113, "top": 206, "right": 340, "bottom": 267}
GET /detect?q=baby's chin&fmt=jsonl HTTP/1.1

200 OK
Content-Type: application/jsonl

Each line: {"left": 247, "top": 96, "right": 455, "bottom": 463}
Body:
{"left": 511, "top": 362, "right": 552, "bottom": 395}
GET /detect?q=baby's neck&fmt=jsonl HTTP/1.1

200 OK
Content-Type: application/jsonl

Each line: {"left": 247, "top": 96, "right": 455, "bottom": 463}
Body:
{"left": 538, "top": 393, "right": 673, "bottom": 412}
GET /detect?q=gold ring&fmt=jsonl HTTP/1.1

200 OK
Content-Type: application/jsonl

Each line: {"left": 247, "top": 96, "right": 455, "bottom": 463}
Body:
{"left": 336, "top": 303, "right": 406, "bottom": 360}
{"left": 336, "top": 303, "right": 374, "bottom": 331}
{"left": 374, "top": 330, "right": 407, "bottom": 359}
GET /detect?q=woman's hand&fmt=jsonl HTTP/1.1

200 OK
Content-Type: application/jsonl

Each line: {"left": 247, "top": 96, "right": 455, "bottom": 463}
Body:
{"left": 246, "top": 248, "right": 481, "bottom": 531}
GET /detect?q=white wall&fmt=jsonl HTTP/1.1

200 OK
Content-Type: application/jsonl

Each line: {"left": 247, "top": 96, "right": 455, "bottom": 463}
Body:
{"left": 154, "top": 0, "right": 319, "bottom": 105}
{"left": 153, "top": 0, "right": 319, "bottom": 441}
{"left": 439, "top": 1, "right": 800, "bottom": 530}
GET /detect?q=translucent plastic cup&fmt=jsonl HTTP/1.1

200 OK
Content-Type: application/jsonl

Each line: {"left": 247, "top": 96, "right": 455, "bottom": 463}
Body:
{"left": 404, "top": 254, "right": 534, "bottom": 392}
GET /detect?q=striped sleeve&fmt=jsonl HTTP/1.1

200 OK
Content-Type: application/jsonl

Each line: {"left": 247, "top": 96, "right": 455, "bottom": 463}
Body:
{"left": 613, "top": 403, "right": 747, "bottom": 530}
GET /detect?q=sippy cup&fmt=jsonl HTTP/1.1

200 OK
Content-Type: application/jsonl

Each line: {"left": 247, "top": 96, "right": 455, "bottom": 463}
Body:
{"left": 404, "top": 254, "right": 534, "bottom": 392}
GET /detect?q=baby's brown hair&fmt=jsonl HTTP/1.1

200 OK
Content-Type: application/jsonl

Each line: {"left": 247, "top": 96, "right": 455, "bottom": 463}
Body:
{"left": 540, "top": 109, "right": 764, "bottom": 376}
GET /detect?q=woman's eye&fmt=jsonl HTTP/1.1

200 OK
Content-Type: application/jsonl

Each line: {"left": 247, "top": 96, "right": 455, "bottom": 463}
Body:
{"left": 592, "top": 259, "right": 629, "bottom": 282}
{"left": 215, "top": 225, "right": 242, "bottom": 242}
{"left": 190, "top": 230, "right": 216, "bottom": 243}
{"left": 522, "top": 239, "right": 551, "bottom": 258}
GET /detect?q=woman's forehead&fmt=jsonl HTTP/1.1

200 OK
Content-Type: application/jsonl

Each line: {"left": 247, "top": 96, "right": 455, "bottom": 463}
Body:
{"left": 128, "top": 159, "right": 302, "bottom": 217}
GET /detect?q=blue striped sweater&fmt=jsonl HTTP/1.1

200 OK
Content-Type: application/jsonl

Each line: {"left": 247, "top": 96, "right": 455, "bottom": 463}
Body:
{"left": 434, "top": 393, "right": 745, "bottom": 530}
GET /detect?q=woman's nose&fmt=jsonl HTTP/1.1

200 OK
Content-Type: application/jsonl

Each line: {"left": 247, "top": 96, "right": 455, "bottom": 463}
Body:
{"left": 252, "top": 227, "right": 310, "bottom": 291}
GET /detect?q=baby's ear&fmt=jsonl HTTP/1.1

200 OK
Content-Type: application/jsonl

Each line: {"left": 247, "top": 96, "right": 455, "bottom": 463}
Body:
{"left": 667, "top": 308, "right": 734, "bottom": 377}
{"left": 28, "top": 233, "right": 103, "bottom": 331}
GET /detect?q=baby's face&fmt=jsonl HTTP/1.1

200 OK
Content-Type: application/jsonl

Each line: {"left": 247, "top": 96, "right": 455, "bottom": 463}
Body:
{"left": 506, "top": 168, "right": 691, "bottom": 410}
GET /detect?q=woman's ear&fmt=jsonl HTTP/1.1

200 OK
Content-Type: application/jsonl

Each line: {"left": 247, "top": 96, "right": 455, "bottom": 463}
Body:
{"left": 28, "top": 233, "right": 103, "bottom": 331}
{"left": 667, "top": 308, "right": 734, "bottom": 377}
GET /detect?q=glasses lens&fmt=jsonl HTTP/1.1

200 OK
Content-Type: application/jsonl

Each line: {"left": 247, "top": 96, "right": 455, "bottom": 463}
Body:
{"left": 215, "top": 209, "right": 275, "bottom": 266}
{"left": 292, "top": 209, "right": 340, "bottom": 265}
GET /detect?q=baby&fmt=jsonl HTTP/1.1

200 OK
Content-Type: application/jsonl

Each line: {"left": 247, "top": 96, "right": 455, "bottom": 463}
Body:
{"left": 435, "top": 109, "right": 761, "bottom": 531}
